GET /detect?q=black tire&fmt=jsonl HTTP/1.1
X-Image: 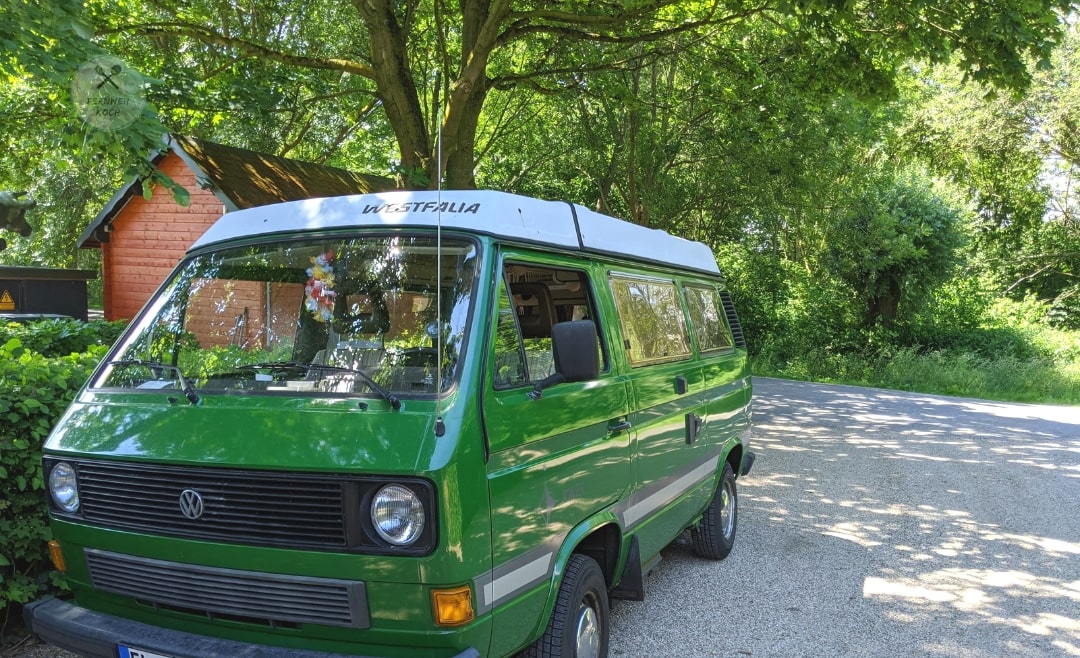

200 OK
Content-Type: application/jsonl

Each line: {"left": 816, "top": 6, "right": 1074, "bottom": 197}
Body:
{"left": 520, "top": 553, "right": 609, "bottom": 658}
{"left": 691, "top": 462, "right": 737, "bottom": 560}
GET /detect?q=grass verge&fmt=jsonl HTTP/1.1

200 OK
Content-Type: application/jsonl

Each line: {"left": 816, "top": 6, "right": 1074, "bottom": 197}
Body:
{"left": 753, "top": 346, "right": 1080, "bottom": 405}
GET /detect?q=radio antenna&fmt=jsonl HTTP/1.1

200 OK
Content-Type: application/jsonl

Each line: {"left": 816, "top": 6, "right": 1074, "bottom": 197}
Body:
{"left": 434, "top": 109, "right": 446, "bottom": 437}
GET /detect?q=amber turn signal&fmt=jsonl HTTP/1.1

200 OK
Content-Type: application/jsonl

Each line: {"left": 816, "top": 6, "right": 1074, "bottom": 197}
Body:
{"left": 432, "top": 585, "right": 474, "bottom": 627}
{"left": 48, "top": 540, "right": 66, "bottom": 572}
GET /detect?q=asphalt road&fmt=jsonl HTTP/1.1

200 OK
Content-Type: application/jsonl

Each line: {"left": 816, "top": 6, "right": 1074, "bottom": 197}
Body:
{"left": 10, "top": 378, "right": 1078, "bottom": 658}
{"left": 609, "top": 377, "right": 1080, "bottom": 658}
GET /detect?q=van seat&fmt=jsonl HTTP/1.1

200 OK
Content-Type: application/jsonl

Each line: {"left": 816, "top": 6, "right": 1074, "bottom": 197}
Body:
{"left": 511, "top": 282, "right": 557, "bottom": 339}
{"left": 331, "top": 340, "right": 385, "bottom": 369}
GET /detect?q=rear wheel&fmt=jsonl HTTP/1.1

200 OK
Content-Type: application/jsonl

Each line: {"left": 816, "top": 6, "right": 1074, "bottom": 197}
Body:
{"left": 521, "top": 553, "right": 609, "bottom": 658}
{"left": 691, "top": 462, "right": 737, "bottom": 560}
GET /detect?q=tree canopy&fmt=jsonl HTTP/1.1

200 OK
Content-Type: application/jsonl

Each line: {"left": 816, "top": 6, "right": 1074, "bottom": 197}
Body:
{"left": 4, "top": 0, "right": 1076, "bottom": 188}
{"left": 2, "top": 0, "right": 1080, "bottom": 334}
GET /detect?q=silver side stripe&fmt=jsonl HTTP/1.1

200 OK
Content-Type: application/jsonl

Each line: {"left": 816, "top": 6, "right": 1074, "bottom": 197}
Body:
{"left": 474, "top": 451, "right": 721, "bottom": 615}
{"left": 484, "top": 553, "right": 551, "bottom": 606}
{"left": 619, "top": 451, "right": 720, "bottom": 529}
{"left": 475, "top": 537, "right": 562, "bottom": 615}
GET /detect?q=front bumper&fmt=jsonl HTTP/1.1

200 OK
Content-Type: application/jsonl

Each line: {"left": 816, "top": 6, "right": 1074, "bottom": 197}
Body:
{"left": 24, "top": 597, "right": 481, "bottom": 658}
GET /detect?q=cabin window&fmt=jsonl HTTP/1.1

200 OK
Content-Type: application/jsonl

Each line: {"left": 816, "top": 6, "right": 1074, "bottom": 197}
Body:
{"left": 493, "top": 262, "right": 603, "bottom": 388}
{"left": 683, "top": 285, "right": 734, "bottom": 353}
{"left": 610, "top": 276, "right": 692, "bottom": 366}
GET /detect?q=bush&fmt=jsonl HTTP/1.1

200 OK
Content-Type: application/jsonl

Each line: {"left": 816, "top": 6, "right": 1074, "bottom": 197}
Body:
{"left": 0, "top": 318, "right": 126, "bottom": 358}
{"left": 0, "top": 330, "right": 110, "bottom": 634}
{"left": 744, "top": 261, "right": 1080, "bottom": 403}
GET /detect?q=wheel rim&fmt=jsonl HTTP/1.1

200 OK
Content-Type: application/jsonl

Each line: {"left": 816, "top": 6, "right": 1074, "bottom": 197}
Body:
{"left": 575, "top": 595, "right": 601, "bottom": 658}
{"left": 720, "top": 479, "right": 736, "bottom": 539}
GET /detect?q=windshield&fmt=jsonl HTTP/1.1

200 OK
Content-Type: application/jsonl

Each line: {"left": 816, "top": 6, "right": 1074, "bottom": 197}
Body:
{"left": 95, "top": 235, "right": 479, "bottom": 399}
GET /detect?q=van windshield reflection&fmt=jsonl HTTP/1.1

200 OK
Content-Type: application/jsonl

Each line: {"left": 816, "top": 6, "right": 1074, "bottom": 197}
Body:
{"left": 95, "top": 236, "right": 478, "bottom": 399}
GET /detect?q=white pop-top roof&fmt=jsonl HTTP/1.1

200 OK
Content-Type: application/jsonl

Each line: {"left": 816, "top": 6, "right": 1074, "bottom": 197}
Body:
{"left": 190, "top": 190, "right": 720, "bottom": 275}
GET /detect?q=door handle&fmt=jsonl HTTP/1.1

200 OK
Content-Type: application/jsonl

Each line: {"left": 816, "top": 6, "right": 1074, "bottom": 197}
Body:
{"left": 675, "top": 375, "right": 688, "bottom": 395}
{"left": 685, "top": 413, "right": 704, "bottom": 444}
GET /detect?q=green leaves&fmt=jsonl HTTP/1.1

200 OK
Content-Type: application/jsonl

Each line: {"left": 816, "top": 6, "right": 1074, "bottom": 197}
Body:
{"left": 829, "top": 167, "right": 967, "bottom": 327}
{"left": 0, "top": 319, "right": 117, "bottom": 618}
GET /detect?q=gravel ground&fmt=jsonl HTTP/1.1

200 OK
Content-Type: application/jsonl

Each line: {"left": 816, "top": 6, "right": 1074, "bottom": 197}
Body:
{"left": 0, "top": 638, "right": 61, "bottom": 658}
{"left": 610, "top": 377, "right": 1080, "bottom": 657}
{"left": 5, "top": 377, "right": 1078, "bottom": 657}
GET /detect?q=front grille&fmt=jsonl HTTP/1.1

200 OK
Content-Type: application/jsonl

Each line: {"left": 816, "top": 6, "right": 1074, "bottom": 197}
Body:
{"left": 86, "top": 549, "right": 369, "bottom": 628}
{"left": 73, "top": 461, "right": 347, "bottom": 549}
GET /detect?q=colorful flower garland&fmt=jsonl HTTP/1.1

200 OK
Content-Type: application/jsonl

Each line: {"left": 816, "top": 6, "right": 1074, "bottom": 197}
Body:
{"left": 304, "top": 249, "right": 336, "bottom": 322}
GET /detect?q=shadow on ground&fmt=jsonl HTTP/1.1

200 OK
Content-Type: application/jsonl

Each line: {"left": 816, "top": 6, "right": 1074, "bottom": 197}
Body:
{"left": 611, "top": 377, "right": 1080, "bottom": 658}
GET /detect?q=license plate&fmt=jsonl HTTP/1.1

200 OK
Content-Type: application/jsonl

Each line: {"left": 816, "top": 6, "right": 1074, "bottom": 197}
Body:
{"left": 118, "top": 646, "right": 174, "bottom": 658}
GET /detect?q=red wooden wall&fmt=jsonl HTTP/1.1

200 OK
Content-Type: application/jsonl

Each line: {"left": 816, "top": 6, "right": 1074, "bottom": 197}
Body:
{"left": 183, "top": 281, "right": 304, "bottom": 351}
{"left": 101, "top": 154, "right": 224, "bottom": 320}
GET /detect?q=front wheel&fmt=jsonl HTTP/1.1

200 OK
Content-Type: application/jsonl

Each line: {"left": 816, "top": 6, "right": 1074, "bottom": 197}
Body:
{"left": 691, "top": 462, "right": 737, "bottom": 560}
{"left": 521, "top": 553, "right": 609, "bottom": 658}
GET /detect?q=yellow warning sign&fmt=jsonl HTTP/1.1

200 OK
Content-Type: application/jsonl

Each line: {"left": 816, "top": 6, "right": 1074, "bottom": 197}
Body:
{"left": 0, "top": 290, "right": 14, "bottom": 311}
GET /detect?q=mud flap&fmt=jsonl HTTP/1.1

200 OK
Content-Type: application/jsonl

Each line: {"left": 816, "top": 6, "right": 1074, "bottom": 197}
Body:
{"left": 609, "top": 535, "right": 645, "bottom": 601}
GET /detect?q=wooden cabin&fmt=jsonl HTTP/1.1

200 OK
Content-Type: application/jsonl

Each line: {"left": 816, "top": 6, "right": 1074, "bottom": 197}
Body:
{"left": 78, "top": 135, "right": 394, "bottom": 321}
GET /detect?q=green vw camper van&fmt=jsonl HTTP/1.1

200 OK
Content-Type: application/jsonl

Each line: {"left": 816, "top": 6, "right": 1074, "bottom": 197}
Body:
{"left": 26, "top": 190, "right": 753, "bottom": 658}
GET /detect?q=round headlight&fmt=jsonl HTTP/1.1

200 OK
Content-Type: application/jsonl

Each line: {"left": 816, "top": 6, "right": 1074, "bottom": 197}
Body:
{"left": 371, "top": 484, "right": 425, "bottom": 546}
{"left": 49, "top": 462, "right": 80, "bottom": 513}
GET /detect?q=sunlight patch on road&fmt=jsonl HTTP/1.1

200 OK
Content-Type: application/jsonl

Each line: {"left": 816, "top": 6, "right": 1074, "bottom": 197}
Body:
{"left": 850, "top": 412, "right": 919, "bottom": 425}
{"left": 1020, "top": 612, "right": 1080, "bottom": 636}
{"left": 863, "top": 576, "right": 965, "bottom": 604}
{"left": 958, "top": 401, "right": 1080, "bottom": 424}
{"left": 1001, "top": 534, "right": 1080, "bottom": 555}
{"left": 865, "top": 568, "right": 1080, "bottom": 648}
{"left": 821, "top": 521, "right": 883, "bottom": 547}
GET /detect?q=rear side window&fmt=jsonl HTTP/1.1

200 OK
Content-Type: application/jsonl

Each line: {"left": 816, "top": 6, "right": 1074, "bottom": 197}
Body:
{"left": 610, "top": 276, "right": 691, "bottom": 366}
{"left": 684, "top": 285, "right": 734, "bottom": 352}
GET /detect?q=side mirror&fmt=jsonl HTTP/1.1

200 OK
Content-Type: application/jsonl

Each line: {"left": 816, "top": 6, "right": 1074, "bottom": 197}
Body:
{"left": 552, "top": 320, "right": 600, "bottom": 382}
{"left": 529, "top": 320, "right": 599, "bottom": 400}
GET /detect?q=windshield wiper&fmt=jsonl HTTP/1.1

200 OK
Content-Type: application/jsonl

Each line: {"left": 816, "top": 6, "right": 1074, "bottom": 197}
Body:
{"left": 234, "top": 362, "right": 402, "bottom": 410}
{"left": 109, "top": 359, "right": 200, "bottom": 405}
{"left": 307, "top": 364, "right": 402, "bottom": 410}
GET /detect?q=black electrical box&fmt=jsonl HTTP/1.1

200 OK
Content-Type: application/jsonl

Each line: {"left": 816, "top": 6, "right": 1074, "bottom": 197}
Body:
{"left": 0, "top": 266, "right": 97, "bottom": 322}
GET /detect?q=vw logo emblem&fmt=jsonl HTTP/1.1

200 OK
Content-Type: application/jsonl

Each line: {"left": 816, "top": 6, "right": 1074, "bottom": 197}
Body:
{"left": 178, "top": 489, "right": 205, "bottom": 520}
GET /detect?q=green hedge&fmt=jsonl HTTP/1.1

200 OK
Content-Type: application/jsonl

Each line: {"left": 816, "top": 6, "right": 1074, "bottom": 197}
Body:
{"left": 0, "top": 317, "right": 126, "bottom": 358}
{"left": 0, "top": 320, "right": 121, "bottom": 630}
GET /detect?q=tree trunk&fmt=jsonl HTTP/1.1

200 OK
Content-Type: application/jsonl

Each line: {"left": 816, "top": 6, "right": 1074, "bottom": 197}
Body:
{"left": 867, "top": 281, "right": 902, "bottom": 326}
{"left": 438, "top": 0, "right": 509, "bottom": 188}
{"left": 355, "top": 0, "right": 508, "bottom": 189}
{"left": 441, "top": 84, "right": 486, "bottom": 189}
{"left": 353, "top": 0, "right": 430, "bottom": 188}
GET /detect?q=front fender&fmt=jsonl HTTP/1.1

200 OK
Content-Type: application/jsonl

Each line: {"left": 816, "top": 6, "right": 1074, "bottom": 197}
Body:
{"left": 525, "top": 509, "right": 625, "bottom": 647}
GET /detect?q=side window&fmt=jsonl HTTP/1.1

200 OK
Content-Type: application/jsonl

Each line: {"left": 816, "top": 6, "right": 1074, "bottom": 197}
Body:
{"left": 611, "top": 276, "right": 691, "bottom": 366}
{"left": 684, "top": 285, "right": 734, "bottom": 352}
{"left": 493, "top": 262, "right": 604, "bottom": 388}
{"left": 492, "top": 278, "right": 527, "bottom": 388}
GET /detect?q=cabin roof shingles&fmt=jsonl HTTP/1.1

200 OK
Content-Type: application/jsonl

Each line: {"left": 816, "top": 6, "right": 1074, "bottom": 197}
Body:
{"left": 78, "top": 135, "right": 396, "bottom": 249}
{"left": 170, "top": 135, "right": 395, "bottom": 211}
